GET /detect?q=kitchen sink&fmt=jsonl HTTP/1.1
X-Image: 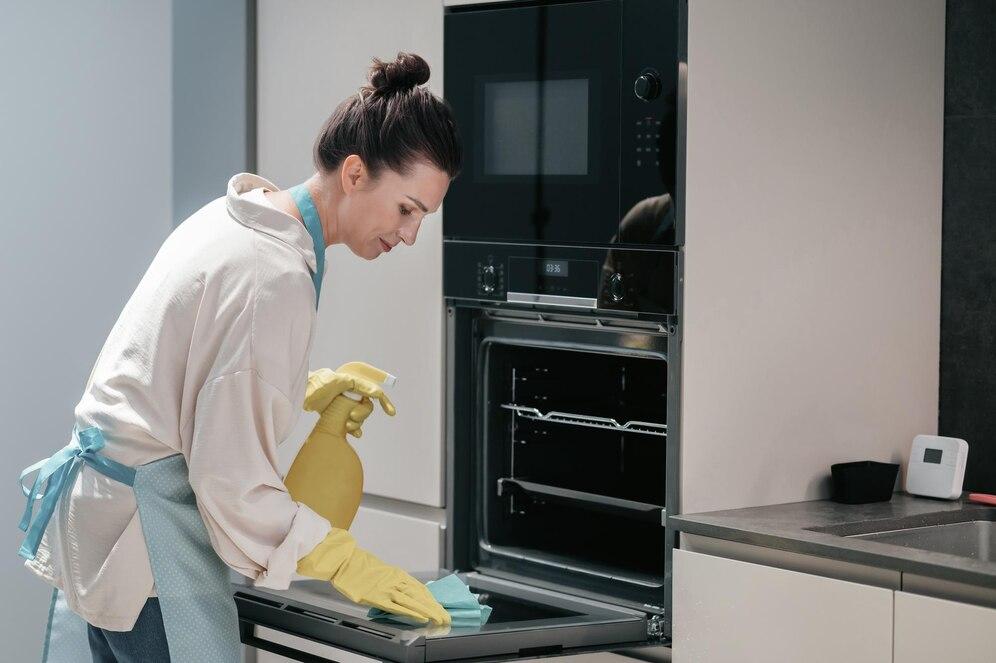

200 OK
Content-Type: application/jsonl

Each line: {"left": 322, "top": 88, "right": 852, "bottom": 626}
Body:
{"left": 809, "top": 506, "right": 996, "bottom": 562}
{"left": 851, "top": 520, "right": 994, "bottom": 562}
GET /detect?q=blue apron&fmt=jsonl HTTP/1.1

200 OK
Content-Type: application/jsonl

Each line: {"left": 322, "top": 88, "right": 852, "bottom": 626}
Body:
{"left": 18, "top": 184, "right": 326, "bottom": 661}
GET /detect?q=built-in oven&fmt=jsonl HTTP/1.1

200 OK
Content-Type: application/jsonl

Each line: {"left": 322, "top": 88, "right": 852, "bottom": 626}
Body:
{"left": 443, "top": 0, "right": 684, "bottom": 247}
{"left": 447, "top": 302, "right": 679, "bottom": 598}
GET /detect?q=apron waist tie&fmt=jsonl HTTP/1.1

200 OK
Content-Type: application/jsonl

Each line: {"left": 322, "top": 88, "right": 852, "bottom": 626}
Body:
{"left": 18, "top": 425, "right": 136, "bottom": 561}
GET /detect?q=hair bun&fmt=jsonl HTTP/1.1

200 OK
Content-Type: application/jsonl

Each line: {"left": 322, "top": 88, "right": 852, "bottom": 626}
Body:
{"left": 368, "top": 52, "right": 431, "bottom": 96}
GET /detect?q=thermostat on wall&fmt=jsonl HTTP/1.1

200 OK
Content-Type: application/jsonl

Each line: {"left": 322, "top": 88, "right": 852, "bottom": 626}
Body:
{"left": 905, "top": 435, "right": 969, "bottom": 500}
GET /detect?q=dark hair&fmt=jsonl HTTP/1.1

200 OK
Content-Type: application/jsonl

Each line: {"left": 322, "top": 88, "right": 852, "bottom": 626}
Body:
{"left": 313, "top": 52, "right": 462, "bottom": 180}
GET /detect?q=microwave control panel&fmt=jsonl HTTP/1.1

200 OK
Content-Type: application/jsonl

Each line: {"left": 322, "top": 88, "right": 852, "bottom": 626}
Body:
{"left": 634, "top": 115, "right": 662, "bottom": 169}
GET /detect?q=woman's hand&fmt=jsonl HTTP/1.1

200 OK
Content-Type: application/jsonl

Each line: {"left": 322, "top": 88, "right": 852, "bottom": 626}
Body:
{"left": 304, "top": 366, "right": 396, "bottom": 438}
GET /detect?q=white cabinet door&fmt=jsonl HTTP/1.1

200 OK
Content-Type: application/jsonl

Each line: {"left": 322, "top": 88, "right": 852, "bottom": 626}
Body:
{"left": 350, "top": 504, "right": 444, "bottom": 572}
{"left": 672, "top": 549, "right": 892, "bottom": 663}
{"left": 894, "top": 591, "right": 996, "bottom": 663}
{"left": 257, "top": 0, "right": 446, "bottom": 508}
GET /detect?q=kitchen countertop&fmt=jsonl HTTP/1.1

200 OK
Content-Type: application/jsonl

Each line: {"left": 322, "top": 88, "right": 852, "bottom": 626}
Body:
{"left": 668, "top": 494, "right": 996, "bottom": 589}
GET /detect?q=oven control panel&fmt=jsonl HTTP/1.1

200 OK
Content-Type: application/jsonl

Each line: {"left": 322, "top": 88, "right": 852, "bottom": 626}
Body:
{"left": 447, "top": 242, "right": 677, "bottom": 317}
{"left": 477, "top": 260, "right": 505, "bottom": 297}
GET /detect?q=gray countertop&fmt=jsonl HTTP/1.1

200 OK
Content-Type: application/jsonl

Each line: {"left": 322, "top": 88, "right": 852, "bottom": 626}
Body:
{"left": 668, "top": 494, "right": 996, "bottom": 588}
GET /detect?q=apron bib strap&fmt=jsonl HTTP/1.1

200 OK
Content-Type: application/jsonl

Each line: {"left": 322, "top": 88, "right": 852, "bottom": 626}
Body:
{"left": 288, "top": 183, "right": 326, "bottom": 307}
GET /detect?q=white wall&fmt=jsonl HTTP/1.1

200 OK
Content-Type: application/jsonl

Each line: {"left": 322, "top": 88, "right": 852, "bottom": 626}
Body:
{"left": 680, "top": 0, "right": 945, "bottom": 513}
{"left": 0, "top": 2, "right": 172, "bottom": 659}
{"left": 258, "top": 0, "right": 447, "bottom": 508}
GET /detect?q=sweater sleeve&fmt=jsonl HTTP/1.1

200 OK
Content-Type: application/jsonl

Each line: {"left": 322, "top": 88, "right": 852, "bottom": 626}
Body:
{"left": 186, "top": 369, "right": 331, "bottom": 589}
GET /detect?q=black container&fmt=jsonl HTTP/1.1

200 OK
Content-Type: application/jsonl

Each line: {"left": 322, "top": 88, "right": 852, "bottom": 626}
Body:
{"left": 830, "top": 461, "right": 900, "bottom": 504}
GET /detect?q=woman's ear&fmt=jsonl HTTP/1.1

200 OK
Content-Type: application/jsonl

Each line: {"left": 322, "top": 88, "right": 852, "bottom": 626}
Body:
{"left": 339, "top": 154, "right": 367, "bottom": 194}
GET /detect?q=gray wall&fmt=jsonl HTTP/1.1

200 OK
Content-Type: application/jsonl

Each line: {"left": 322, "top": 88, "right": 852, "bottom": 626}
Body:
{"left": 939, "top": 0, "right": 996, "bottom": 494}
{"left": 0, "top": 2, "right": 172, "bottom": 659}
{"left": 173, "top": 0, "right": 254, "bottom": 224}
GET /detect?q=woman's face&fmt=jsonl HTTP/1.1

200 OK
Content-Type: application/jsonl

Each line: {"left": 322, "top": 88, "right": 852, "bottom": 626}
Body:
{"left": 337, "top": 155, "right": 451, "bottom": 260}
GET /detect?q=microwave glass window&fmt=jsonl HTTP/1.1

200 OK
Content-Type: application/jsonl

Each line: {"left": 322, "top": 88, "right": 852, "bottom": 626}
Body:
{"left": 483, "top": 78, "right": 589, "bottom": 176}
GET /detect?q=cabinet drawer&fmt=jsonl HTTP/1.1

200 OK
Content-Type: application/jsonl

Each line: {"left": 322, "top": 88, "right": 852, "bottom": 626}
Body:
{"left": 673, "top": 549, "right": 892, "bottom": 663}
{"left": 894, "top": 591, "right": 996, "bottom": 663}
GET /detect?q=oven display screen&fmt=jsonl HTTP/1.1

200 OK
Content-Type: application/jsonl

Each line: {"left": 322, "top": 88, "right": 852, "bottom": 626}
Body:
{"left": 508, "top": 257, "right": 598, "bottom": 297}
{"left": 541, "top": 260, "right": 569, "bottom": 277}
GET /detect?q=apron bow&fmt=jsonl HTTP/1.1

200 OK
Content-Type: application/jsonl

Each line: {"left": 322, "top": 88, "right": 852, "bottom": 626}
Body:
{"left": 18, "top": 426, "right": 136, "bottom": 560}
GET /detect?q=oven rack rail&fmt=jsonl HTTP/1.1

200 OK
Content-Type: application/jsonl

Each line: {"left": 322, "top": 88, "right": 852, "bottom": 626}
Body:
{"left": 500, "top": 403, "right": 667, "bottom": 437}
{"left": 497, "top": 477, "right": 666, "bottom": 526}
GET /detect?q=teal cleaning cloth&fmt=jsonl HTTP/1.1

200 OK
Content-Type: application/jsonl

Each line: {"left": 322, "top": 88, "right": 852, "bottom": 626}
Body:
{"left": 368, "top": 574, "right": 493, "bottom": 627}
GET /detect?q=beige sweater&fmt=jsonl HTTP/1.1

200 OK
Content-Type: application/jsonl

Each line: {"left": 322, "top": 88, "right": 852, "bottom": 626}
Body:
{"left": 25, "top": 174, "right": 332, "bottom": 630}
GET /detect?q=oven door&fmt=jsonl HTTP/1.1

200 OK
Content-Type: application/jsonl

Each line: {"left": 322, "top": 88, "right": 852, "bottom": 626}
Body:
{"left": 234, "top": 570, "right": 657, "bottom": 663}
{"left": 443, "top": 0, "right": 681, "bottom": 247}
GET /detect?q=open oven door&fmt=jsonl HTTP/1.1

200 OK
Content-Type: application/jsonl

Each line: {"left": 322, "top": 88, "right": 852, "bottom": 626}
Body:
{"left": 234, "top": 569, "right": 659, "bottom": 663}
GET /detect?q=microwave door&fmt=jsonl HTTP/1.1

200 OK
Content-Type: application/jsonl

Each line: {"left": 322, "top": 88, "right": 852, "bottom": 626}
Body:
{"left": 234, "top": 571, "right": 653, "bottom": 663}
{"left": 443, "top": 0, "right": 622, "bottom": 245}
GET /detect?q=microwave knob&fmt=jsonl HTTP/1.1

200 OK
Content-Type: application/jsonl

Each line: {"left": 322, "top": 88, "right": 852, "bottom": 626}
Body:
{"left": 481, "top": 265, "right": 497, "bottom": 294}
{"left": 634, "top": 69, "right": 661, "bottom": 102}
{"left": 609, "top": 272, "right": 625, "bottom": 302}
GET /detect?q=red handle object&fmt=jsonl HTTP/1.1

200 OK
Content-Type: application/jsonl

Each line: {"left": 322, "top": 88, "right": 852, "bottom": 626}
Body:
{"left": 968, "top": 493, "right": 996, "bottom": 506}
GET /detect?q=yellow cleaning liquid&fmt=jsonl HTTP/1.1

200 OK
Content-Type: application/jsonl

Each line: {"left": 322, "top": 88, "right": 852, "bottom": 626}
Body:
{"left": 284, "top": 362, "right": 395, "bottom": 530}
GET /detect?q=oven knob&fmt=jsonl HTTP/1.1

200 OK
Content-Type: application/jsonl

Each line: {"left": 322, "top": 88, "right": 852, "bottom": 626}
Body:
{"left": 609, "top": 273, "right": 625, "bottom": 303}
{"left": 481, "top": 265, "right": 497, "bottom": 294}
{"left": 634, "top": 69, "right": 661, "bottom": 102}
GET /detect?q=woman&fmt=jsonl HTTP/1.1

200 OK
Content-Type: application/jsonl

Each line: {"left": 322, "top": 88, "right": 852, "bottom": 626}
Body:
{"left": 17, "top": 52, "right": 461, "bottom": 662}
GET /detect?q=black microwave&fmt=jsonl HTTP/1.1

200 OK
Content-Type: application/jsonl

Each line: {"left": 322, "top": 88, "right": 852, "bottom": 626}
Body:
{"left": 443, "top": 0, "right": 685, "bottom": 248}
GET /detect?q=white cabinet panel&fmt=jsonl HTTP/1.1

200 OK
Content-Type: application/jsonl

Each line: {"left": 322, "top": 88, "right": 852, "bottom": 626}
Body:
{"left": 258, "top": 0, "right": 446, "bottom": 507}
{"left": 350, "top": 504, "right": 444, "bottom": 572}
{"left": 680, "top": 0, "right": 944, "bottom": 513}
{"left": 894, "top": 591, "right": 996, "bottom": 663}
{"left": 672, "top": 549, "right": 892, "bottom": 663}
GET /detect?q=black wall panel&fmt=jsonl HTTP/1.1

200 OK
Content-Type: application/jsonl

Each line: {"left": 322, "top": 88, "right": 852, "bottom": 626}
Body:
{"left": 939, "top": 0, "right": 996, "bottom": 493}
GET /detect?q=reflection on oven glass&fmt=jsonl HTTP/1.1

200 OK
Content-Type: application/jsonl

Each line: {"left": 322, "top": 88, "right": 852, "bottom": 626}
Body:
{"left": 599, "top": 192, "right": 675, "bottom": 310}
{"left": 469, "top": 589, "right": 582, "bottom": 624}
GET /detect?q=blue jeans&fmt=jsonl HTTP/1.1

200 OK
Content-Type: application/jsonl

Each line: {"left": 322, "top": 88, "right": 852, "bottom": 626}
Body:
{"left": 87, "top": 598, "right": 171, "bottom": 662}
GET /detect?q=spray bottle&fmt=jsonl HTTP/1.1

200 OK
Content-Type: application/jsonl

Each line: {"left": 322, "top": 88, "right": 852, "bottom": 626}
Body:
{"left": 284, "top": 361, "right": 396, "bottom": 530}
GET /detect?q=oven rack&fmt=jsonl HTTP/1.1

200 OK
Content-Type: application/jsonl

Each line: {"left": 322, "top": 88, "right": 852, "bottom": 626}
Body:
{"left": 500, "top": 403, "right": 667, "bottom": 437}
{"left": 497, "top": 477, "right": 666, "bottom": 526}
{"left": 478, "top": 541, "right": 665, "bottom": 589}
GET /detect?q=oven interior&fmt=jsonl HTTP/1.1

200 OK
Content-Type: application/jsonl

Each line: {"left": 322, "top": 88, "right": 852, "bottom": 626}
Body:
{"left": 469, "top": 327, "right": 670, "bottom": 610}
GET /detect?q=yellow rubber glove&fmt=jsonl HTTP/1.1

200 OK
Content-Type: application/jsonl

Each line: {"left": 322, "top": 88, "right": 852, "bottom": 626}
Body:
{"left": 297, "top": 528, "right": 450, "bottom": 626}
{"left": 304, "top": 364, "right": 396, "bottom": 427}
{"left": 285, "top": 363, "right": 396, "bottom": 530}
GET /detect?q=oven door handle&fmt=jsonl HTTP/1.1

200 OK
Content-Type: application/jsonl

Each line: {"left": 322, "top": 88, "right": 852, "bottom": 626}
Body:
{"left": 506, "top": 292, "right": 599, "bottom": 309}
